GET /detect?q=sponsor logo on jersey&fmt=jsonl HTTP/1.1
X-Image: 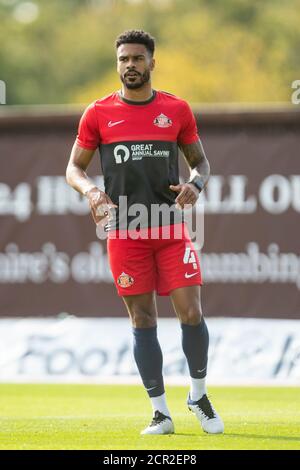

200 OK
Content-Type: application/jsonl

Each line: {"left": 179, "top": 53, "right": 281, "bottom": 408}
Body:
{"left": 113, "top": 143, "right": 170, "bottom": 164}
{"left": 117, "top": 272, "right": 134, "bottom": 288}
{"left": 153, "top": 113, "right": 172, "bottom": 128}
{"left": 114, "top": 145, "right": 130, "bottom": 164}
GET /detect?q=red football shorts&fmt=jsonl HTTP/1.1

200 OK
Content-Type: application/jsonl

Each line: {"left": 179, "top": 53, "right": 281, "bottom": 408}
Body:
{"left": 107, "top": 223, "right": 203, "bottom": 296}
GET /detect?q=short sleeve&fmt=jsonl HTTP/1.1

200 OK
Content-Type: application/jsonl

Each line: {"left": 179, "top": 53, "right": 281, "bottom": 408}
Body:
{"left": 177, "top": 101, "right": 199, "bottom": 145}
{"left": 76, "top": 102, "right": 100, "bottom": 150}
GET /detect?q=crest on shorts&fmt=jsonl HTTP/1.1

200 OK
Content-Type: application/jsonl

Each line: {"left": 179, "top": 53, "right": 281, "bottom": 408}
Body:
{"left": 153, "top": 113, "right": 172, "bottom": 128}
{"left": 117, "top": 272, "right": 134, "bottom": 288}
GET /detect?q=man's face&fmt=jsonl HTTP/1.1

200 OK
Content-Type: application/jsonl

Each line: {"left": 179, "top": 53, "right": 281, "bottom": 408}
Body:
{"left": 117, "top": 43, "right": 155, "bottom": 90}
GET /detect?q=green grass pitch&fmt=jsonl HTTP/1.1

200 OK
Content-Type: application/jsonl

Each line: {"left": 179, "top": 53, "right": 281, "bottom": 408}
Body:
{"left": 0, "top": 384, "right": 299, "bottom": 450}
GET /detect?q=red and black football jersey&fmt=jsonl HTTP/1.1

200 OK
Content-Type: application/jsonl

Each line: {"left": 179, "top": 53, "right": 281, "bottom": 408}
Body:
{"left": 76, "top": 90, "right": 199, "bottom": 228}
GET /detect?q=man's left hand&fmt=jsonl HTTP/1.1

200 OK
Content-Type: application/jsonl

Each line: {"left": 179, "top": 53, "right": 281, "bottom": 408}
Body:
{"left": 169, "top": 183, "right": 200, "bottom": 209}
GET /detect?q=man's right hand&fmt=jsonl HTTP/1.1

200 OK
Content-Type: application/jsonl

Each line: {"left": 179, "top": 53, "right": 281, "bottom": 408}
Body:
{"left": 85, "top": 187, "right": 118, "bottom": 225}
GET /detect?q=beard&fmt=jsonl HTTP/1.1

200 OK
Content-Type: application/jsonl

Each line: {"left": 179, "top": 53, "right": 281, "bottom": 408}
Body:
{"left": 120, "top": 69, "right": 151, "bottom": 89}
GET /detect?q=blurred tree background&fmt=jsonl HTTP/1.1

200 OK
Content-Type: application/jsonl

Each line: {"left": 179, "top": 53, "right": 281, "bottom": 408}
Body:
{"left": 1, "top": 0, "right": 299, "bottom": 105}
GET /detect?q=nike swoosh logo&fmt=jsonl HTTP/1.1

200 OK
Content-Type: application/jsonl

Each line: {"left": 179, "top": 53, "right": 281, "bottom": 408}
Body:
{"left": 146, "top": 386, "right": 157, "bottom": 392}
{"left": 108, "top": 120, "right": 125, "bottom": 127}
{"left": 185, "top": 272, "right": 198, "bottom": 279}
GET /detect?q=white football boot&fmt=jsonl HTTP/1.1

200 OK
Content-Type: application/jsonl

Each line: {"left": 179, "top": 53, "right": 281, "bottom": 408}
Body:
{"left": 141, "top": 410, "right": 175, "bottom": 435}
{"left": 187, "top": 393, "right": 224, "bottom": 434}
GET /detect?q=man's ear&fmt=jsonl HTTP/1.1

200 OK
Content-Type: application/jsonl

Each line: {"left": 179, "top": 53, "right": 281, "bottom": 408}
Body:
{"left": 150, "top": 58, "right": 155, "bottom": 71}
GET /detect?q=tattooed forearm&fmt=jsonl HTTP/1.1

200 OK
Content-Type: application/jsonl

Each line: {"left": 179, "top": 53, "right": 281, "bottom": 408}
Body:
{"left": 179, "top": 139, "right": 210, "bottom": 189}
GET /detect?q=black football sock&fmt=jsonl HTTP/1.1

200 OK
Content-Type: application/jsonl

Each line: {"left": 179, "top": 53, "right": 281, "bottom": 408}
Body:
{"left": 181, "top": 317, "right": 209, "bottom": 379}
{"left": 132, "top": 326, "right": 165, "bottom": 398}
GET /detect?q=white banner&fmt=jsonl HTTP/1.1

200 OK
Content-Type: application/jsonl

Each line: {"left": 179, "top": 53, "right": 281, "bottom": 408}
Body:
{"left": 0, "top": 316, "right": 299, "bottom": 385}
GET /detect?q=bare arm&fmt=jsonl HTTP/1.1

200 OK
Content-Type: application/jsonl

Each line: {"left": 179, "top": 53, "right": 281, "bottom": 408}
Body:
{"left": 66, "top": 142, "right": 117, "bottom": 224}
{"left": 66, "top": 142, "right": 98, "bottom": 196}
{"left": 169, "top": 139, "right": 210, "bottom": 208}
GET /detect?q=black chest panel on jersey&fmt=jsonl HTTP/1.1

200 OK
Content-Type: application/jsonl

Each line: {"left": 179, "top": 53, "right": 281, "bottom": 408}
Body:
{"left": 99, "top": 140, "right": 182, "bottom": 229}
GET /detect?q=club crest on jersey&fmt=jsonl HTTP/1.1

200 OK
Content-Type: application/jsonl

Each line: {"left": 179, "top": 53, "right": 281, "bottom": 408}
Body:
{"left": 117, "top": 272, "right": 134, "bottom": 288}
{"left": 153, "top": 113, "right": 172, "bottom": 128}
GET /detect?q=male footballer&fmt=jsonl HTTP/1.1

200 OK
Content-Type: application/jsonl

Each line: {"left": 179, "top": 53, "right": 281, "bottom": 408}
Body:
{"left": 66, "top": 30, "right": 224, "bottom": 435}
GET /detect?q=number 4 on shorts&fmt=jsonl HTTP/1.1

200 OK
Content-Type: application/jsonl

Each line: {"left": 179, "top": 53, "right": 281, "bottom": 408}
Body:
{"left": 183, "top": 246, "right": 197, "bottom": 269}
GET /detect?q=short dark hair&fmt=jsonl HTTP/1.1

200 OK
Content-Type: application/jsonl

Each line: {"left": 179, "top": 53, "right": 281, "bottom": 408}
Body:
{"left": 115, "top": 30, "right": 155, "bottom": 56}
